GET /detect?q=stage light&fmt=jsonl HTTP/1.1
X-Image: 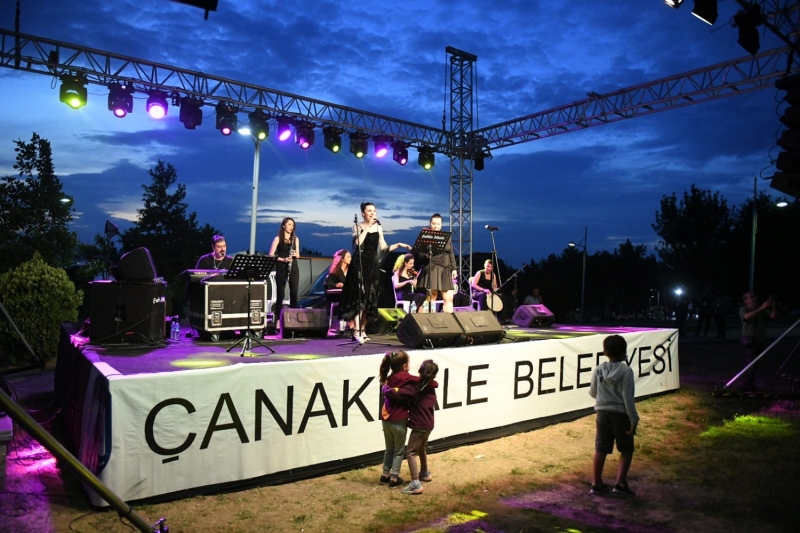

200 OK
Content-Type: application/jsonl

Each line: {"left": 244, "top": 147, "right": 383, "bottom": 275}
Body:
{"left": 146, "top": 90, "right": 169, "bottom": 119}
{"left": 59, "top": 74, "right": 87, "bottom": 109}
{"left": 418, "top": 146, "right": 435, "bottom": 170}
{"left": 179, "top": 97, "right": 203, "bottom": 129}
{"left": 663, "top": 0, "right": 685, "bottom": 8}
{"left": 733, "top": 5, "right": 763, "bottom": 55}
{"left": 691, "top": 0, "right": 718, "bottom": 25}
{"left": 323, "top": 126, "right": 342, "bottom": 153}
{"left": 295, "top": 122, "right": 315, "bottom": 149}
{"left": 392, "top": 141, "right": 408, "bottom": 165}
{"left": 248, "top": 110, "right": 269, "bottom": 140}
{"left": 474, "top": 152, "right": 485, "bottom": 171}
{"left": 215, "top": 102, "right": 237, "bottom": 135}
{"left": 373, "top": 136, "right": 390, "bottom": 158}
{"left": 107, "top": 82, "right": 133, "bottom": 117}
{"left": 349, "top": 132, "right": 368, "bottom": 158}
{"left": 277, "top": 116, "right": 293, "bottom": 141}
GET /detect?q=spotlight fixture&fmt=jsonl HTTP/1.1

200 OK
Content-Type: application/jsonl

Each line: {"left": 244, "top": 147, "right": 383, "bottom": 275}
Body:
{"left": 474, "top": 152, "right": 485, "bottom": 171}
{"left": 215, "top": 102, "right": 237, "bottom": 135}
{"left": 247, "top": 110, "right": 269, "bottom": 140}
{"left": 663, "top": 0, "right": 684, "bottom": 8}
{"left": 373, "top": 136, "right": 391, "bottom": 158}
{"left": 59, "top": 74, "right": 88, "bottom": 109}
{"left": 107, "top": 82, "right": 134, "bottom": 117}
{"left": 295, "top": 122, "right": 315, "bottom": 149}
{"left": 146, "top": 90, "right": 170, "bottom": 119}
{"left": 691, "top": 0, "right": 718, "bottom": 25}
{"left": 179, "top": 97, "right": 204, "bottom": 129}
{"left": 277, "top": 116, "right": 293, "bottom": 141}
{"left": 323, "top": 126, "right": 342, "bottom": 153}
{"left": 392, "top": 141, "right": 408, "bottom": 165}
{"left": 418, "top": 145, "right": 435, "bottom": 170}
{"left": 733, "top": 5, "right": 763, "bottom": 55}
{"left": 349, "top": 132, "right": 368, "bottom": 158}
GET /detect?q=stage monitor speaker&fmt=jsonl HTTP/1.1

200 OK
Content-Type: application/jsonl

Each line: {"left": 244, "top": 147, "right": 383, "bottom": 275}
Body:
{"left": 281, "top": 308, "right": 329, "bottom": 338}
{"left": 371, "top": 308, "right": 408, "bottom": 334}
{"left": 89, "top": 281, "right": 167, "bottom": 343}
{"left": 453, "top": 306, "right": 475, "bottom": 313}
{"left": 452, "top": 310, "right": 505, "bottom": 345}
{"left": 116, "top": 247, "right": 157, "bottom": 282}
{"left": 397, "top": 313, "right": 464, "bottom": 349}
{"left": 513, "top": 304, "right": 555, "bottom": 328}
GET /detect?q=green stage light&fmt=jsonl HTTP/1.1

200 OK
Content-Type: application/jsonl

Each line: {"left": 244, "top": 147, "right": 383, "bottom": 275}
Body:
{"left": 60, "top": 74, "right": 88, "bottom": 109}
{"left": 248, "top": 110, "right": 270, "bottom": 140}
{"left": 323, "top": 126, "right": 342, "bottom": 153}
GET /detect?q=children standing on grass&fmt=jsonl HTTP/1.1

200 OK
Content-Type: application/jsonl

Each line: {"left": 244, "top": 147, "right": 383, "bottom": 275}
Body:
{"left": 383, "top": 359, "right": 439, "bottom": 495}
{"left": 378, "top": 351, "right": 414, "bottom": 488}
{"left": 589, "top": 334, "right": 639, "bottom": 497}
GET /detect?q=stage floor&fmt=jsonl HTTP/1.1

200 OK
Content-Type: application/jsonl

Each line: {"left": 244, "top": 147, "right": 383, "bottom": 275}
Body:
{"left": 70, "top": 321, "right": 667, "bottom": 375}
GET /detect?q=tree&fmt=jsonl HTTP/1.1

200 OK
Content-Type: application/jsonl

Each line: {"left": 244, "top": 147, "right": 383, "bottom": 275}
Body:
{"left": 120, "top": 161, "right": 219, "bottom": 315}
{"left": 0, "top": 133, "right": 77, "bottom": 273}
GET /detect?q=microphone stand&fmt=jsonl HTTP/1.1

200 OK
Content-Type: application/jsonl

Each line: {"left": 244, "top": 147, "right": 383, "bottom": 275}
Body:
{"left": 338, "top": 215, "right": 390, "bottom": 350}
{"left": 485, "top": 226, "right": 503, "bottom": 321}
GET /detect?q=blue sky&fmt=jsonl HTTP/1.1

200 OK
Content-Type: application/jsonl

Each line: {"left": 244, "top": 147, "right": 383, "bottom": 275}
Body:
{"left": 0, "top": 0, "right": 788, "bottom": 268}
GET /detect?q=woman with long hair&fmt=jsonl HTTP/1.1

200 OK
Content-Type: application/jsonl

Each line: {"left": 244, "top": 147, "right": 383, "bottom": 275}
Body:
{"left": 325, "top": 248, "right": 351, "bottom": 290}
{"left": 392, "top": 253, "right": 426, "bottom": 312}
{"left": 268, "top": 217, "right": 300, "bottom": 323}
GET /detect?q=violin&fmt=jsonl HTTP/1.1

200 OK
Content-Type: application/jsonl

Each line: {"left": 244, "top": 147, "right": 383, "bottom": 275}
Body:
{"left": 408, "top": 268, "right": 419, "bottom": 277}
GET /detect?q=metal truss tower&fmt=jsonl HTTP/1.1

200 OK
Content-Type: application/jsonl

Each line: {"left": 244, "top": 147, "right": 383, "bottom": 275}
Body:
{"left": 446, "top": 46, "right": 477, "bottom": 288}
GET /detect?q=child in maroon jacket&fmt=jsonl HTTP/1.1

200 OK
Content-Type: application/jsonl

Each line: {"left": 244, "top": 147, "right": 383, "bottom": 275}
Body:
{"left": 384, "top": 359, "right": 439, "bottom": 495}
{"left": 378, "top": 351, "right": 414, "bottom": 488}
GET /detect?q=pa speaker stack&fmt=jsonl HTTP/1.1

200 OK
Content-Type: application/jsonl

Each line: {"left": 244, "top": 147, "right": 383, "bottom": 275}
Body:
{"left": 89, "top": 280, "right": 167, "bottom": 343}
{"left": 396, "top": 311, "right": 504, "bottom": 349}
{"left": 281, "top": 309, "right": 329, "bottom": 338}
{"left": 452, "top": 310, "right": 505, "bottom": 345}
{"left": 512, "top": 304, "right": 555, "bottom": 328}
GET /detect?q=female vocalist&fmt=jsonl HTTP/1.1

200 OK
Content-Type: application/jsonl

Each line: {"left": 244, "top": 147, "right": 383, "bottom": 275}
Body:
{"left": 339, "top": 202, "right": 411, "bottom": 342}
{"left": 268, "top": 217, "right": 300, "bottom": 323}
{"left": 392, "top": 253, "right": 427, "bottom": 312}
{"left": 417, "top": 213, "right": 458, "bottom": 313}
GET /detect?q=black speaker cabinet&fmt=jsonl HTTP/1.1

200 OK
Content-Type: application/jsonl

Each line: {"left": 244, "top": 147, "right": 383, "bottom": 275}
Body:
{"left": 281, "top": 308, "right": 329, "bottom": 338}
{"left": 89, "top": 281, "right": 167, "bottom": 343}
{"left": 513, "top": 304, "right": 555, "bottom": 327}
{"left": 371, "top": 308, "right": 408, "bottom": 334}
{"left": 116, "top": 247, "right": 157, "bottom": 282}
{"left": 452, "top": 310, "right": 505, "bottom": 345}
{"left": 397, "top": 313, "right": 464, "bottom": 349}
{"left": 453, "top": 306, "right": 475, "bottom": 313}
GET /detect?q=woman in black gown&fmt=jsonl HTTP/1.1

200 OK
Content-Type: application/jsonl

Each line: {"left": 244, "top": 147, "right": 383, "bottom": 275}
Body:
{"left": 339, "top": 202, "right": 410, "bottom": 342}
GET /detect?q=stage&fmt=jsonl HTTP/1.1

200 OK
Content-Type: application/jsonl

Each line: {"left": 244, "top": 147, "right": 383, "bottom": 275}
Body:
{"left": 55, "top": 321, "right": 679, "bottom": 505}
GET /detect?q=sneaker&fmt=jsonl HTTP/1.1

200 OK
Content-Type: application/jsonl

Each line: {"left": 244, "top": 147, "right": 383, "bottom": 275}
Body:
{"left": 401, "top": 481, "right": 424, "bottom": 495}
{"left": 388, "top": 476, "right": 405, "bottom": 488}
{"left": 590, "top": 482, "right": 610, "bottom": 495}
{"left": 419, "top": 471, "right": 432, "bottom": 482}
{"left": 613, "top": 483, "right": 635, "bottom": 497}
{"left": 379, "top": 474, "right": 391, "bottom": 485}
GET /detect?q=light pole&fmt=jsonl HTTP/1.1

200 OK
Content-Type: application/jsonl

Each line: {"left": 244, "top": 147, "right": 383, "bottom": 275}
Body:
{"left": 749, "top": 176, "right": 788, "bottom": 292}
{"left": 238, "top": 126, "right": 263, "bottom": 255}
{"left": 568, "top": 226, "right": 587, "bottom": 323}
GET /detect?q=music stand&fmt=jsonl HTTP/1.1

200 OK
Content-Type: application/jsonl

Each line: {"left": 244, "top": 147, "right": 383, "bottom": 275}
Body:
{"left": 412, "top": 228, "right": 451, "bottom": 256}
{"left": 224, "top": 254, "right": 277, "bottom": 356}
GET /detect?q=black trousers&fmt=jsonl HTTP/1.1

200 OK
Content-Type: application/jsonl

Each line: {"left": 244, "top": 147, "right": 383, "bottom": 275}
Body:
{"left": 275, "top": 261, "right": 299, "bottom": 321}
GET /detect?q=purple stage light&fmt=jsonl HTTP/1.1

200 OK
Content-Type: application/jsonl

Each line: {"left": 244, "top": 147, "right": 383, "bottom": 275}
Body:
{"left": 374, "top": 136, "right": 390, "bottom": 158}
{"left": 277, "top": 117, "right": 293, "bottom": 141}
{"left": 146, "top": 91, "right": 169, "bottom": 120}
{"left": 148, "top": 105, "right": 166, "bottom": 119}
{"left": 113, "top": 107, "right": 127, "bottom": 118}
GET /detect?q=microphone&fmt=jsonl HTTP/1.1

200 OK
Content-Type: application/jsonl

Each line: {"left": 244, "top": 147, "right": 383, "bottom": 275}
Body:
{"left": 354, "top": 214, "right": 358, "bottom": 224}
{"left": 375, "top": 219, "right": 381, "bottom": 226}
{"left": 485, "top": 225, "right": 500, "bottom": 231}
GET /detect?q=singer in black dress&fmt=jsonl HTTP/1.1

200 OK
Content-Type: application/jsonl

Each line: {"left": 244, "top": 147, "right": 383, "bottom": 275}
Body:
{"left": 339, "top": 202, "right": 411, "bottom": 341}
{"left": 268, "top": 217, "right": 300, "bottom": 323}
{"left": 417, "top": 213, "right": 458, "bottom": 312}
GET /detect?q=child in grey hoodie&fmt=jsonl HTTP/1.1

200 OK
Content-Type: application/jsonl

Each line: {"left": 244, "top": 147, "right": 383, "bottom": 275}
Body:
{"left": 589, "top": 334, "right": 639, "bottom": 497}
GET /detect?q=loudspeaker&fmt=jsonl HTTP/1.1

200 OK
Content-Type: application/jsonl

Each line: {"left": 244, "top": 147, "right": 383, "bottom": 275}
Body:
{"left": 397, "top": 313, "right": 464, "bottom": 349}
{"left": 116, "top": 247, "right": 157, "bottom": 282}
{"left": 453, "top": 306, "right": 475, "bottom": 313}
{"left": 281, "top": 308, "right": 329, "bottom": 338}
{"left": 89, "top": 281, "right": 167, "bottom": 343}
{"left": 452, "top": 310, "right": 505, "bottom": 345}
{"left": 371, "top": 308, "right": 408, "bottom": 334}
{"left": 513, "top": 304, "right": 555, "bottom": 327}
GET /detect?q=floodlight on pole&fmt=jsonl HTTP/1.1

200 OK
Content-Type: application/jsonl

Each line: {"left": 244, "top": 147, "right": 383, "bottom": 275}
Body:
{"left": 567, "top": 226, "right": 588, "bottom": 323}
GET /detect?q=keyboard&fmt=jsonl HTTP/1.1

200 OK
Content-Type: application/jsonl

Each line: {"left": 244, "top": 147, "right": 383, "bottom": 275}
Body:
{"left": 179, "top": 269, "right": 227, "bottom": 283}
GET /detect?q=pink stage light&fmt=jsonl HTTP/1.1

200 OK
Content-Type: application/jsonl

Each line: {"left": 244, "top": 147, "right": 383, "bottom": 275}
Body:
{"left": 277, "top": 117, "right": 293, "bottom": 141}
{"left": 113, "top": 107, "right": 128, "bottom": 118}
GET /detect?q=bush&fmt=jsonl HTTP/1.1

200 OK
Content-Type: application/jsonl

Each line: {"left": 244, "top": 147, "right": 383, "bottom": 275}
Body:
{"left": 0, "top": 252, "right": 83, "bottom": 365}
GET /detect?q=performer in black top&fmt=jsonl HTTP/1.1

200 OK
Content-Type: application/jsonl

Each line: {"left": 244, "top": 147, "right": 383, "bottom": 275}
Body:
{"left": 471, "top": 259, "right": 515, "bottom": 322}
{"left": 392, "top": 253, "right": 427, "bottom": 311}
{"left": 339, "top": 202, "right": 410, "bottom": 342}
{"left": 417, "top": 213, "right": 458, "bottom": 312}
{"left": 324, "top": 249, "right": 351, "bottom": 290}
{"left": 268, "top": 217, "right": 300, "bottom": 322}
{"left": 195, "top": 234, "right": 233, "bottom": 270}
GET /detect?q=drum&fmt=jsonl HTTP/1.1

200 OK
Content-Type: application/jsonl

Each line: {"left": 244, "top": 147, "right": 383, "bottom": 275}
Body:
{"left": 486, "top": 292, "right": 504, "bottom": 312}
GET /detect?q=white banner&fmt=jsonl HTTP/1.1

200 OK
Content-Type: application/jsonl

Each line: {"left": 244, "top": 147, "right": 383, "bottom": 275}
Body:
{"left": 95, "top": 329, "right": 678, "bottom": 503}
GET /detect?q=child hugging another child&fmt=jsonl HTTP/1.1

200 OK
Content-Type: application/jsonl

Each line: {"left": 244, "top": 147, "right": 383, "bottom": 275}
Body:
{"left": 384, "top": 359, "right": 439, "bottom": 495}
{"left": 379, "top": 351, "right": 414, "bottom": 488}
{"left": 589, "top": 334, "right": 639, "bottom": 497}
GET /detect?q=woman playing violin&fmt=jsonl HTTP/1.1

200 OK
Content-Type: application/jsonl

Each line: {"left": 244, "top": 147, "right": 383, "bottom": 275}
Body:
{"left": 393, "top": 253, "right": 427, "bottom": 312}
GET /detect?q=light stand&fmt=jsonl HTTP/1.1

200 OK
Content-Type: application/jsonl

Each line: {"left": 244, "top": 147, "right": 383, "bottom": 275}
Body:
{"left": 568, "top": 226, "right": 587, "bottom": 323}
{"left": 225, "top": 254, "right": 276, "bottom": 356}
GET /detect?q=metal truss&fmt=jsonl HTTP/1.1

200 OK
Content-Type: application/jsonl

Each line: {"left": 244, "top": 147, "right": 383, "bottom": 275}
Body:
{"left": 446, "top": 47, "right": 477, "bottom": 288}
{"left": 0, "top": 29, "right": 451, "bottom": 151}
{"left": 745, "top": 0, "right": 800, "bottom": 55}
{"left": 473, "top": 46, "right": 799, "bottom": 150}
